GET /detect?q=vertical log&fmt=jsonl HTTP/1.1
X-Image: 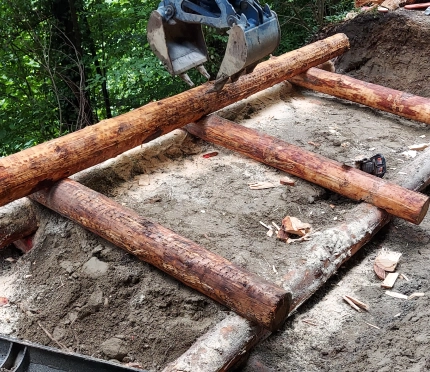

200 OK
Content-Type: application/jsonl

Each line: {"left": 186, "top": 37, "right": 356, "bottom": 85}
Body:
{"left": 185, "top": 115, "right": 429, "bottom": 224}
{"left": 0, "top": 34, "right": 350, "bottom": 207}
{"left": 289, "top": 67, "right": 430, "bottom": 125}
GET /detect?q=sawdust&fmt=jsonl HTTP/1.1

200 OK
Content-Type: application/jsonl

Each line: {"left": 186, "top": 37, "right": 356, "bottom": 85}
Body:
{"left": 1, "top": 8, "right": 430, "bottom": 372}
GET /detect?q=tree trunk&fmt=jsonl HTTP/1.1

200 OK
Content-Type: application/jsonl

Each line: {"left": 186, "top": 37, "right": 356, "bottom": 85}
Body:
{"left": 289, "top": 67, "right": 430, "bottom": 125}
{"left": 164, "top": 146, "right": 430, "bottom": 372}
{"left": 0, "top": 199, "right": 38, "bottom": 249}
{"left": 0, "top": 33, "right": 349, "bottom": 208}
{"left": 185, "top": 116, "right": 429, "bottom": 224}
{"left": 29, "top": 179, "right": 291, "bottom": 331}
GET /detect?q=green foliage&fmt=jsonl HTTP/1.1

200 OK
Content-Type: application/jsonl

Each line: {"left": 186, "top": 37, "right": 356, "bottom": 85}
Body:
{"left": 0, "top": 0, "right": 353, "bottom": 157}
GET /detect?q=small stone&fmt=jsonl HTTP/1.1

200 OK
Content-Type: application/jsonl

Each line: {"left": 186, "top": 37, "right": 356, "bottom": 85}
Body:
{"left": 60, "top": 260, "right": 75, "bottom": 274}
{"left": 82, "top": 257, "right": 109, "bottom": 278}
{"left": 308, "top": 196, "right": 315, "bottom": 204}
{"left": 101, "top": 337, "right": 128, "bottom": 360}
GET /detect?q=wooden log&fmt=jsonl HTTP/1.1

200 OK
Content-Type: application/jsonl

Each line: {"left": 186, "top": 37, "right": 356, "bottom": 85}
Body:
{"left": 0, "top": 198, "right": 38, "bottom": 249}
{"left": 164, "top": 144, "right": 430, "bottom": 372}
{"left": 405, "top": 2, "right": 430, "bottom": 8}
{"left": 0, "top": 34, "right": 349, "bottom": 208}
{"left": 29, "top": 178, "right": 291, "bottom": 331}
{"left": 185, "top": 116, "right": 429, "bottom": 224}
{"left": 289, "top": 67, "right": 430, "bottom": 125}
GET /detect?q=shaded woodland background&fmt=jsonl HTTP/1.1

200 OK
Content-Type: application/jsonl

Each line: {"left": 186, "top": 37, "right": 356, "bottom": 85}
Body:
{"left": 0, "top": 0, "right": 352, "bottom": 156}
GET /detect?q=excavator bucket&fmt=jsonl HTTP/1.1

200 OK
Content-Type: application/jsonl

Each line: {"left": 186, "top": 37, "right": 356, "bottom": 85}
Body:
{"left": 216, "top": 16, "right": 280, "bottom": 84}
{"left": 147, "top": 10, "right": 208, "bottom": 85}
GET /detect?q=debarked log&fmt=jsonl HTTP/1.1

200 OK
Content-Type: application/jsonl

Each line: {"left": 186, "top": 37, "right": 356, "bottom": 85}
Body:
{"left": 289, "top": 67, "right": 430, "bottom": 125}
{"left": 185, "top": 115, "right": 429, "bottom": 224}
{"left": 29, "top": 179, "right": 291, "bottom": 331}
{"left": 0, "top": 34, "right": 350, "bottom": 208}
{"left": 164, "top": 135, "right": 430, "bottom": 372}
{"left": 0, "top": 198, "right": 38, "bottom": 249}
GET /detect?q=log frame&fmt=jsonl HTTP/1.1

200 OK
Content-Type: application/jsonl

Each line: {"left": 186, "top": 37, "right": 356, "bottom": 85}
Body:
{"left": 30, "top": 179, "right": 291, "bottom": 331}
{"left": 185, "top": 115, "right": 429, "bottom": 224}
{"left": 289, "top": 67, "right": 430, "bottom": 125}
{"left": 0, "top": 34, "right": 349, "bottom": 208}
{"left": 163, "top": 142, "right": 430, "bottom": 372}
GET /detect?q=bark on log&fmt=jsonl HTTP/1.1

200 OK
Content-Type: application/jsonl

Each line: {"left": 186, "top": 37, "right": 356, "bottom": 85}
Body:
{"left": 289, "top": 67, "right": 430, "bottom": 125}
{"left": 185, "top": 116, "right": 429, "bottom": 224}
{"left": 164, "top": 143, "right": 430, "bottom": 372}
{"left": 0, "top": 34, "right": 349, "bottom": 208}
{"left": 0, "top": 198, "right": 38, "bottom": 249}
{"left": 29, "top": 179, "right": 291, "bottom": 331}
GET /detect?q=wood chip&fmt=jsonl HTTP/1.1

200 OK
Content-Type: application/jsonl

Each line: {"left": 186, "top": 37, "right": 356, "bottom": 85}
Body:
{"left": 259, "top": 221, "right": 271, "bottom": 230}
{"left": 249, "top": 182, "right": 276, "bottom": 190}
{"left": 138, "top": 174, "right": 150, "bottom": 186}
{"left": 302, "top": 319, "right": 318, "bottom": 326}
{"left": 5, "top": 257, "right": 16, "bottom": 263}
{"left": 344, "top": 295, "right": 369, "bottom": 311}
{"left": 0, "top": 297, "right": 9, "bottom": 306}
{"left": 307, "top": 141, "right": 320, "bottom": 148}
{"left": 373, "top": 262, "right": 386, "bottom": 280}
{"left": 408, "top": 143, "right": 430, "bottom": 151}
{"left": 381, "top": 272, "right": 399, "bottom": 289}
{"left": 343, "top": 296, "right": 361, "bottom": 312}
{"left": 385, "top": 291, "right": 408, "bottom": 299}
{"left": 400, "top": 273, "right": 409, "bottom": 281}
{"left": 271, "top": 222, "right": 281, "bottom": 231}
{"left": 408, "top": 292, "right": 425, "bottom": 300}
{"left": 281, "top": 216, "right": 311, "bottom": 237}
{"left": 365, "top": 322, "right": 381, "bottom": 330}
{"left": 375, "top": 250, "right": 402, "bottom": 272}
{"left": 279, "top": 176, "right": 295, "bottom": 186}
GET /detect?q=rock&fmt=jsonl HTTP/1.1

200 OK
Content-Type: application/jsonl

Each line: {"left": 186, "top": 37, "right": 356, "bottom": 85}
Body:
{"left": 53, "top": 326, "right": 66, "bottom": 341}
{"left": 82, "top": 257, "right": 109, "bottom": 278}
{"left": 101, "top": 337, "right": 128, "bottom": 360}
{"left": 60, "top": 260, "right": 75, "bottom": 274}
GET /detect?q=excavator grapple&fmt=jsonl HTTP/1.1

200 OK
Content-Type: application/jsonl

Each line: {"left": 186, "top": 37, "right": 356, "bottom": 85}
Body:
{"left": 147, "top": 0, "right": 280, "bottom": 90}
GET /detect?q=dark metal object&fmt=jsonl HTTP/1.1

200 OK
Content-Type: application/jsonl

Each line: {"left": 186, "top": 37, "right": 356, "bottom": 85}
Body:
{"left": 356, "top": 154, "right": 386, "bottom": 178}
{"left": 0, "top": 335, "right": 146, "bottom": 372}
{"left": 147, "top": 0, "right": 280, "bottom": 90}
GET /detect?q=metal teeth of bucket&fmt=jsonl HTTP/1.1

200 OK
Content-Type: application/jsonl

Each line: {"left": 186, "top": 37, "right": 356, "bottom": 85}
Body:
{"left": 147, "top": 11, "right": 210, "bottom": 86}
{"left": 213, "top": 15, "right": 280, "bottom": 91}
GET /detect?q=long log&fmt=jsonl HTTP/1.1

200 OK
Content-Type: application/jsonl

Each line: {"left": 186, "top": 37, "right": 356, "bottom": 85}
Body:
{"left": 0, "top": 34, "right": 349, "bottom": 208}
{"left": 164, "top": 140, "right": 430, "bottom": 372}
{"left": 0, "top": 198, "right": 38, "bottom": 249}
{"left": 289, "top": 67, "right": 430, "bottom": 125}
{"left": 0, "top": 130, "right": 189, "bottom": 248}
{"left": 185, "top": 116, "right": 429, "bottom": 224}
{"left": 29, "top": 179, "right": 291, "bottom": 331}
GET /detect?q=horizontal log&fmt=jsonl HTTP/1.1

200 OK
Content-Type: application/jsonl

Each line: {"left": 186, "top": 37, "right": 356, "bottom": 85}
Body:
{"left": 185, "top": 115, "right": 429, "bottom": 224}
{"left": 164, "top": 143, "right": 430, "bottom": 372}
{"left": 0, "top": 34, "right": 350, "bottom": 208}
{"left": 30, "top": 179, "right": 291, "bottom": 331}
{"left": 0, "top": 198, "right": 38, "bottom": 249}
{"left": 289, "top": 67, "right": 430, "bottom": 125}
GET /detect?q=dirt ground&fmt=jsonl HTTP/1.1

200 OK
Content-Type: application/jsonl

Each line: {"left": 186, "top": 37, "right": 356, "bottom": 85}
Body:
{"left": 1, "top": 9, "right": 430, "bottom": 372}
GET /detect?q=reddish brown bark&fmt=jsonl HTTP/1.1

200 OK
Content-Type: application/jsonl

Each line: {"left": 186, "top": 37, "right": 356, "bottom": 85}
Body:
{"left": 164, "top": 145, "right": 430, "bottom": 372}
{"left": 185, "top": 115, "right": 429, "bottom": 224}
{"left": 30, "top": 179, "right": 291, "bottom": 331}
{"left": 289, "top": 67, "right": 430, "bottom": 125}
{"left": 0, "top": 199, "right": 38, "bottom": 249}
{"left": 0, "top": 34, "right": 349, "bottom": 208}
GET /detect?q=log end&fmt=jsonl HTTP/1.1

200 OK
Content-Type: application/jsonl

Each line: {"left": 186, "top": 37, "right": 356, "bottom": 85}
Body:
{"left": 414, "top": 195, "right": 430, "bottom": 225}
{"left": 268, "top": 290, "right": 292, "bottom": 332}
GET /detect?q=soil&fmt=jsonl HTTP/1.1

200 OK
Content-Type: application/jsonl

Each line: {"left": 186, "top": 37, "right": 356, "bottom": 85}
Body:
{"left": 1, "top": 8, "right": 430, "bottom": 372}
